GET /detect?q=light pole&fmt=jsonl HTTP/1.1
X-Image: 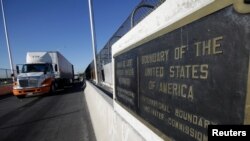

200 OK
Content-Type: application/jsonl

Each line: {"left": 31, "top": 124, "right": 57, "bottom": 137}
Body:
{"left": 88, "top": 0, "right": 98, "bottom": 84}
{"left": 1, "top": 0, "right": 15, "bottom": 81}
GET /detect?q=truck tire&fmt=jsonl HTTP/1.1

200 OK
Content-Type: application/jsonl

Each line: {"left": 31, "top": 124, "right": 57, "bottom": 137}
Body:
{"left": 50, "top": 83, "right": 56, "bottom": 94}
{"left": 70, "top": 79, "right": 73, "bottom": 86}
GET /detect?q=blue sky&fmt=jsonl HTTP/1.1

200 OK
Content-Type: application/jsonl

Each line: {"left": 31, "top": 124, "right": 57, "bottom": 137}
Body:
{"left": 0, "top": 0, "right": 140, "bottom": 73}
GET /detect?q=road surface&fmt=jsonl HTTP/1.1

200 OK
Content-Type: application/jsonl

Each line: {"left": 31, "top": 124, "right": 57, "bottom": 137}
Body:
{"left": 0, "top": 82, "right": 96, "bottom": 141}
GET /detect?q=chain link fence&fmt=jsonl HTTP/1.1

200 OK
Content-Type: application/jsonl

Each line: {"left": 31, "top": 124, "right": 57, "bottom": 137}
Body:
{"left": 98, "top": 0, "right": 165, "bottom": 65}
{"left": 85, "top": 0, "right": 166, "bottom": 92}
{"left": 0, "top": 68, "right": 13, "bottom": 86}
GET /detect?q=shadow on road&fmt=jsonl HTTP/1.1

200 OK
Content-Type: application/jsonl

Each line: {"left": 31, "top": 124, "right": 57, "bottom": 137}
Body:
{"left": 0, "top": 81, "right": 85, "bottom": 128}
{"left": 0, "top": 109, "right": 81, "bottom": 130}
{"left": 0, "top": 96, "right": 44, "bottom": 128}
{"left": 0, "top": 94, "right": 13, "bottom": 100}
{"left": 0, "top": 80, "right": 95, "bottom": 141}
{"left": 44, "top": 81, "right": 86, "bottom": 97}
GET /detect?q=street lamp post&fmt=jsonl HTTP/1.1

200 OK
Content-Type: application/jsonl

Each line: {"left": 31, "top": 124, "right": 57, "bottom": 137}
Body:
{"left": 1, "top": 0, "right": 15, "bottom": 81}
{"left": 88, "top": 0, "right": 99, "bottom": 84}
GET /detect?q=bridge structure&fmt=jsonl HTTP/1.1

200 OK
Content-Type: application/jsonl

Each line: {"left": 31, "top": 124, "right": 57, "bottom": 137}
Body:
{"left": 0, "top": 0, "right": 250, "bottom": 141}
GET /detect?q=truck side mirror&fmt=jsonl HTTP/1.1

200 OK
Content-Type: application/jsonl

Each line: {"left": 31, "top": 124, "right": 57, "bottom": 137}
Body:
{"left": 16, "top": 66, "right": 19, "bottom": 74}
{"left": 43, "top": 67, "right": 47, "bottom": 74}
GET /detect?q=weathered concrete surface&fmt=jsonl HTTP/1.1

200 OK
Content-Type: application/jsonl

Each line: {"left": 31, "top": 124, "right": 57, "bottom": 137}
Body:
{"left": 84, "top": 81, "right": 144, "bottom": 141}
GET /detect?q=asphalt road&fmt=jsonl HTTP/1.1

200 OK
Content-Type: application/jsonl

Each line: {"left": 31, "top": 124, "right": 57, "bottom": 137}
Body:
{"left": 0, "top": 82, "right": 96, "bottom": 141}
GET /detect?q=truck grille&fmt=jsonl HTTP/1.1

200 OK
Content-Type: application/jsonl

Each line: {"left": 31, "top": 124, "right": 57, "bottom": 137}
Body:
{"left": 19, "top": 79, "right": 38, "bottom": 87}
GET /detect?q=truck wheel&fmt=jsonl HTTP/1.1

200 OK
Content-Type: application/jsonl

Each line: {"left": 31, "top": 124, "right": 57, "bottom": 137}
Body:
{"left": 50, "top": 83, "right": 56, "bottom": 94}
{"left": 70, "top": 79, "right": 73, "bottom": 86}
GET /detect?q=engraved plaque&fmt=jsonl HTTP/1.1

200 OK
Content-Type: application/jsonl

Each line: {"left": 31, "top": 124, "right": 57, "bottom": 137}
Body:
{"left": 115, "top": 51, "right": 138, "bottom": 112}
{"left": 115, "top": 6, "right": 250, "bottom": 141}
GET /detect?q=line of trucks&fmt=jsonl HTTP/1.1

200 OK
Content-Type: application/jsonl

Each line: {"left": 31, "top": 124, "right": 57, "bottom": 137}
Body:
{"left": 13, "top": 51, "right": 74, "bottom": 98}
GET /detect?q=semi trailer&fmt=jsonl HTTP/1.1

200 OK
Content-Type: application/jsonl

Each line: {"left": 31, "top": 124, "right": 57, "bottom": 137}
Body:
{"left": 13, "top": 51, "right": 74, "bottom": 98}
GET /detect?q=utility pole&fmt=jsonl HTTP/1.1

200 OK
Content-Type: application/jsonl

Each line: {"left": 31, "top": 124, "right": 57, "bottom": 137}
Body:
{"left": 88, "top": 0, "right": 99, "bottom": 84}
{"left": 1, "top": 0, "right": 15, "bottom": 81}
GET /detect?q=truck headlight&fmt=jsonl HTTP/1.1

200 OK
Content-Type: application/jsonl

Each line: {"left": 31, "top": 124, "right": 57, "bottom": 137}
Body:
{"left": 13, "top": 82, "right": 17, "bottom": 86}
{"left": 13, "top": 81, "right": 21, "bottom": 89}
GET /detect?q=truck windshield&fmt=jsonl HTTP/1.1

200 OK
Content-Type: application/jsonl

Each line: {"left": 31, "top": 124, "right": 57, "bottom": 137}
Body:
{"left": 22, "top": 64, "right": 48, "bottom": 73}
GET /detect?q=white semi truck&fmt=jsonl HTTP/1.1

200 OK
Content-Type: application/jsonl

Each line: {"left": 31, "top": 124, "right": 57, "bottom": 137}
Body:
{"left": 13, "top": 51, "right": 74, "bottom": 98}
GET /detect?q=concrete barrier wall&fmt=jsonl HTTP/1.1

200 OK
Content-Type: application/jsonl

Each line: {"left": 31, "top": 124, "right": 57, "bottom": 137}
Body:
{"left": 0, "top": 85, "right": 12, "bottom": 96}
{"left": 84, "top": 81, "right": 144, "bottom": 141}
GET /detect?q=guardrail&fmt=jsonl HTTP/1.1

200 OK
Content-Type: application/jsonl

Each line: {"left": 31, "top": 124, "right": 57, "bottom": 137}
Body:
{"left": 0, "top": 69, "right": 13, "bottom": 95}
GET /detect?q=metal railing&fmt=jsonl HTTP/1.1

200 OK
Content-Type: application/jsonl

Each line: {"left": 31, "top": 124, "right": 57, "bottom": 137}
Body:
{"left": 0, "top": 68, "right": 13, "bottom": 86}
{"left": 85, "top": 0, "right": 166, "bottom": 91}
{"left": 98, "top": 0, "right": 165, "bottom": 65}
